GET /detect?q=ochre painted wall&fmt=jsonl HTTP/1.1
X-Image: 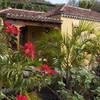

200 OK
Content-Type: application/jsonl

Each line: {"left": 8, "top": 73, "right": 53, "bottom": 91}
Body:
{"left": 61, "top": 17, "right": 74, "bottom": 37}
{"left": 92, "top": 21, "right": 100, "bottom": 36}
{"left": 60, "top": 16, "right": 100, "bottom": 65}
{"left": 61, "top": 16, "right": 100, "bottom": 37}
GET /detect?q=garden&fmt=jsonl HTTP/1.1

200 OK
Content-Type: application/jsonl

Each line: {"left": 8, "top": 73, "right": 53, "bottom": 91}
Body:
{"left": 0, "top": 18, "right": 100, "bottom": 100}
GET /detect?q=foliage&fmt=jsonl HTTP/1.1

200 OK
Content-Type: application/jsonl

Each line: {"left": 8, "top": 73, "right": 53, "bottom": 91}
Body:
{"left": 36, "top": 21, "right": 100, "bottom": 100}
{"left": 35, "top": 29, "right": 65, "bottom": 69}
{"left": 57, "top": 66, "right": 100, "bottom": 100}
{"left": 0, "top": 19, "right": 57, "bottom": 99}
{"left": 0, "top": 16, "right": 99, "bottom": 100}
{"left": 78, "top": 0, "right": 100, "bottom": 12}
{"left": 68, "top": 0, "right": 100, "bottom": 13}
{"left": 58, "top": 21, "right": 100, "bottom": 99}
{"left": 92, "top": 1, "right": 100, "bottom": 12}
{"left": 0, "top": 0, "right": 55, "bottom": 11}
{"left": 78, "top": 0, "right": 96, "bottom": 9}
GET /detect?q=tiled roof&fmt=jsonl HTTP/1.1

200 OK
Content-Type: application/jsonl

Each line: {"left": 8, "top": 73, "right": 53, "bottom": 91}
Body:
{"left": 39, "top": 4, "right": 64, "bottom": 17}
{"left": 0, "top": 8, "right": 61, "bottom": 23}
{"left": 1, "top": 4, "right": 100, "bottom": 22}
{"left": 42, "top": 4, "right": 100, "bottom": 21}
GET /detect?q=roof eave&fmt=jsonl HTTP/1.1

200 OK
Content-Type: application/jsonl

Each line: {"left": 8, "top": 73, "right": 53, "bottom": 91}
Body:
{"left": 0, "top": 13, "right": 62, "bottom": 24}
{"left": 61, "top": 14, "right": 100, "bottom": 22}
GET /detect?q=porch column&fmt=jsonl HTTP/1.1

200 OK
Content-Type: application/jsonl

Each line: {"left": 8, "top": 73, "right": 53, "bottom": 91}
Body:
{"left": 14, "top": 25, "right": 24, "bottom": 50}
{"left": 17, "top": 26, "right": 20, "bottom": 50}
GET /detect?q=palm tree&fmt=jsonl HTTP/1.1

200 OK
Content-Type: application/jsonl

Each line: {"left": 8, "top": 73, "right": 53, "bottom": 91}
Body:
{"left": 34, "top": 20, "right": 100, "bottom": 100}
{"left": 36, "top": 21, "right": 99, "bottom": 68}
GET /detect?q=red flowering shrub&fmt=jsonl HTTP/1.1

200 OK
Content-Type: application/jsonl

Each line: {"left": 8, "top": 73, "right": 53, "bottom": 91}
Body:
{"left": 1, "top": 21, "right": 57, "bottom": 99}
{"left": 16, "top": 95, "right": 27, "bottom": 100}
{"left": 41, "top": 64, "right": 56, "bottom": 75}
{"left": 23, "top": 41, "right": 36, "bottom": 61}
{"left": 4, "top": 21, "right": 11, "bottom": 27}
{"left": 4, "top": 21, "right": 20, "bottom": 35}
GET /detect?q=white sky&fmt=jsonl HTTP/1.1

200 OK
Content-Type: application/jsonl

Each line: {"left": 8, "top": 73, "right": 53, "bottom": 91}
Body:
{"left": 45, "top": 0, "right": 68, "bottom": 4}
{"left": 46, "top": 0, "right": 100, "bottom": 4}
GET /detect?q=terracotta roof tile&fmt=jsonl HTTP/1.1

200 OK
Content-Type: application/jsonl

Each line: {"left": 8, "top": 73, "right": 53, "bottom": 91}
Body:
{"left": 1, "top": 8, "right": 44, "bottom": 17}
{"left": 1, "top": 4, "right": 100, "bottom": 23}
{"left": 0, "top": 8, "right": 61, "bottom": 23}
{"left": 42, "top": 4, "right": 100, "bottom": 21}
{"left": 38, "top": 4, "right": 64, "bottom": 17}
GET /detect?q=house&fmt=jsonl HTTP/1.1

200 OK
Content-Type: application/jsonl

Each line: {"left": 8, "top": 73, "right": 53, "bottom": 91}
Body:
{"left": 0, "top": 4, "right": 100, "bottom": 45}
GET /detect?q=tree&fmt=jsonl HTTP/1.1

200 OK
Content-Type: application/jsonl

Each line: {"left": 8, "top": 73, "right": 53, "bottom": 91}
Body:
{"left": 35, "top": 21, "right": 100, "bottom": 100}
{"left": 78, "top": 0, "right": 100, "bottom": 12}
{"left": 0, "top": 0, "right": 54, "bottom": 11}
{"left": 92, "top": 1, "right": 100, "bottom": 12}
{"left": 78, "top": 0, "right": 97, "bottom": 9}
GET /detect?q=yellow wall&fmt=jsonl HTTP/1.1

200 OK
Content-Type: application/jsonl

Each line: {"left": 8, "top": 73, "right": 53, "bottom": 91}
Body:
{"left": 61, "top": 16, "right": 100, "bottom": 37}
{"left": 60, "top": 16, "right": 100, "bottom": 65}
{"left": 61, "top": 17, "right": 74, "bottom": 37}
{"left": 92, "top": 21, "right": 100, "bottom": 36}
{"left": 49, "top": 14, "right": 100, "bottom": 37}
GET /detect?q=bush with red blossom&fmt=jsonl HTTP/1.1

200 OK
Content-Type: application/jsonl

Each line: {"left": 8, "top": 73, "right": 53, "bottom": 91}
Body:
{"left": 41, "top": 64, "right": 56, "bottom": 75}
{"left": 23, "top": 41, "right": 36, "bottom": 61}
{"left": 0, "top": 21, "right": 57, "bottom": 100}
{"left": 4, "top": 21, "right": 20, "bottom": 35}
{"left": 16, "top": 95, "right": 27, "bottom": 100}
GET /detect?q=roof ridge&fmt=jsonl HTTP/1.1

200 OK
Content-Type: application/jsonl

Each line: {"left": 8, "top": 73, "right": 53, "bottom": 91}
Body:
{"left": 60, "top": 4, "right": 67, "bottom": 11}
{"left": 11, "top": 8, "right": 44, "bottom": 13}
{"left": 67, "top": 4, "right": 91, "bottom": 11}
{"left": 66, "top": 4, "right": 100, "bottom": 16}
{"left": 0, "top": 7, "right": 12, "bottom": 13}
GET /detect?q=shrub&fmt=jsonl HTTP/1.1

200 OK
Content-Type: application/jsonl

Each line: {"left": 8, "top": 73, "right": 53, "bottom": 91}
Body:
{"left": 0, "top": 19, "right": 57, "bottom": 100}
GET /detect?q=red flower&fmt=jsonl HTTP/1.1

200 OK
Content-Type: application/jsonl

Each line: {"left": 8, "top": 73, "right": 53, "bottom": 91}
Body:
{"left": 87, "top": 52, "right": 91, "bottom": 55}
{"left": 4, "top": 21, "right": 11, "bottom": 26}
{"left": 16, "top": 95, "right": 27, "bottom": 100}
{"left": 4, "top": 21, "right": 20, "bottom": 35}
{"left": 23, "top": 41, "right": 36, "bottom": 61}
{"left": 25, "top": 49, "right": 30, "bottom": 55}
{"left": 41, "top": 64, "right": 56, "bottom": 75}
{"left": 11, "top": 26, "right": 20, "bottom": 34}
{"left": 41, "top": 64, "right": 50, "bottom": 71}
{"left": 24, "top": 41, "right": 34, "bottom": 50}
{"left": 4, "top": 29, "right": 11, "bottom": 32}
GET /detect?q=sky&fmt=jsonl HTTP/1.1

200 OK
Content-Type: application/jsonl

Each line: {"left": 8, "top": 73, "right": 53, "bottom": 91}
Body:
{"left": 45, "top": 0, "right": 100, "bottom": 4}
{"left": 45, "top": 0, "right": 68, "bottom": 4}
